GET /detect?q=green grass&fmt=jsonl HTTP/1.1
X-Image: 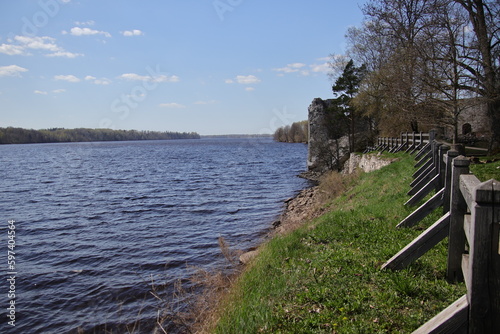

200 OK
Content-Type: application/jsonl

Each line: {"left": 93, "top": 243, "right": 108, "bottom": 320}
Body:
{"left": 469, "top": 154, "right": 500, "bottom": 182}
{"left": 214, "top": 153, "right": 466, "bottom": 333}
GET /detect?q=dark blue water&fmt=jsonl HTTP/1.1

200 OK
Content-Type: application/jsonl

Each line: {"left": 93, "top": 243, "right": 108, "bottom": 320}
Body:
{"left": 0, "top": 137, "right": 307, "bottom": 333}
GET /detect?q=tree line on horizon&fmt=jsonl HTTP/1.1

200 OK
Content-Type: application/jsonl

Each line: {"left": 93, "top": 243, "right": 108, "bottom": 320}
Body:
{"left": 0, "top": 127, "right": 200, "bottom": 145}
{"left": 273, "top": 120, "right": 308, "bottom": 143}
{"left": 328, "top": 0, "right": 499, "bottom": 152}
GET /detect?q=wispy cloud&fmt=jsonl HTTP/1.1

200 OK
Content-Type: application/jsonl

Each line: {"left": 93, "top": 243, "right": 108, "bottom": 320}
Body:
{"left": 122, "top": 29, "right": 144, "bottom": 37}
{"left": 119, "top": 73, "right": 180, "bottom": 83}
{"left": 85, "top": 75, "right": 112, "bottom": 85}
{"left": 0, "top": 36, "right": 82, "bottom": 58}
{"left": 0, "top": 65, "right": 28, "bottom": 77}
{"left": 14, "top": 36, "right": 59, "bottom": 51}
{"left": 236, "top": 75, "right": 261, "bottom": 84}
{"left": 66, "top": 27, "right": 112, "bottom": 38}
{"left": 273, "top": 59, "right": 332, "bottom": 77}
{"left": 34, "top": 89, "right": 66, "bottom": 95}
{"left": 309, "top": 62, "right": 330, "bottom": 74}
{"left": 46, "top": 51, "right": 83, "bottom": 58}
{"left": 54, "top": 74, "right": 81, "bottom": 83}
{"left": 273, "top": 63, "right": 306, "bottom": 74}
{"left": 0, "top": 44, "right": 24, "bottom": 56}
{"left": 226, "top": 75, "right": 261, "bottom": 85}
{"left": 159, "top": 103, "right": 186, "bottom": 109}
{"left": 74, "top": 20, "right": 95, "bottom": 26}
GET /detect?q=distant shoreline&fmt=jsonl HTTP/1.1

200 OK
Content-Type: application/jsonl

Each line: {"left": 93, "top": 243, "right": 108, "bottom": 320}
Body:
{"left": 0, "top": 127, "right": 200, "bottom": 145}
{"left": 0, "top": 127, "right": 279, "bottom": 145}
{"left": 200, "top": 134, "right": 272, "bottom": 139}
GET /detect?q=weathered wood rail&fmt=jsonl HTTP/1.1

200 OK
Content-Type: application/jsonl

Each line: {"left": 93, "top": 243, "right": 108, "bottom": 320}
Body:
{"left": 365, "top": 131, "right": 436, "bottom": 154}
{"left": 371, "top": 134, "right": 499, "bottom": 333}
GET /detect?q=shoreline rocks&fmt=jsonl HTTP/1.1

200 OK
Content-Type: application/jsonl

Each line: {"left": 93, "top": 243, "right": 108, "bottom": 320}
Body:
{"left": 239, "top": 185, "right": 321, "bottom": 264}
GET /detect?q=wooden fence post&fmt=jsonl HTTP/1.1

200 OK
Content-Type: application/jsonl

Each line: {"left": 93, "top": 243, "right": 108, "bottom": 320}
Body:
{"left": 429, "top": 129, "right": 437, "bottom": 141}
{"left": 465, "top": 179, "right": 500, "bottom": 333}
{"left": 446, "top": 156, "right": 470, "bottom": 283}
{"left": 443, "top": 148, "right": 460, "bottom": 214}
{"left": 438, "top": 144, "right": 449, "bottom": 190}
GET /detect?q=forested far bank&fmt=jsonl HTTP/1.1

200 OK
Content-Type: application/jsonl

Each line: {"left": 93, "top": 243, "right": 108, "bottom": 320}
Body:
{"left": 273, "top": 120, "right": 308, "bottom": 143}
{"left": 0, "top": 127, "right": 200, "bottom": 145}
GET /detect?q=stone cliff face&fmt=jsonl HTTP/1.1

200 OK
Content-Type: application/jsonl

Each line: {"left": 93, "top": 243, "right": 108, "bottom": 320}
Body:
{"left": 342, "top": 152, "right": 397, "bottom": 174}
{"left": 307, "top": 98, "right": 331, "bottom": 171}
{"left": 307, "top": 98, "right": 351, "bottom": 172}
{"left": 307, "top": 97, "right": 373, "bottom": 172}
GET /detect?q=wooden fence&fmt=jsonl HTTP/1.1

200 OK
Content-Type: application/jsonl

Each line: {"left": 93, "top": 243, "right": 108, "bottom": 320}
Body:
{"left": 365, "top": 130, "right": 436, "bottom": 154}
{"left": 372, "top": 134, "right": 499, "bottom": 333}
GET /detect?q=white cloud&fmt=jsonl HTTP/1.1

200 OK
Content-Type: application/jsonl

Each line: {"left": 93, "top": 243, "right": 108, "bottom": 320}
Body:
{"left": 168, "top": 75, "right": 180, "bottom": 83}
{"left": 119, "top": 73, "right": 179, "bottom": 83}
{"left": 273, "top": 60, "right": 333, "bottom": 76}
{"left": 54, "top": 74, "right": 80, "bottom": 82}
{"left": 236, "top": 75, "right": 261, "bottom": 84}
{"left": 95, "top": 78, "right": 112, "bottom": 85}
{"left": 46, "top": 51, "right": 83, "bottom": 58}
{"left": 0, "top": 44, "right": 25, "bottom": 56}
{"left": 273, "top": 63, "right": 307, "bottom": 74}
{"left": 0, "top": 35, "right": 81, "bottom": 58}
{"left": 69, "top": 27, "right": 111, "bottom": 38}
{"left": 226, "top": 75, "right": 261, "bottom": 84}
{"left": 245, "top": 87, "right": 255, "bottom": 92}
{"left": 159, "top": 103, "right": 186, "bottom": 109}
{"left": 74, "top": 20, "right": 95, "bottom": 26}
{"left": 122, "top": 29, "right": 144, "bottom": 37}
{"left": 14, "top": 36, "right": 59, "bottom": 51}
{"left": 310, "top": 62, "right": 330, "bottom": 73}
{"left": 35, "top": 89, "right": 66, "bottom": 95}
{"left": 0, "top": 65, "right": 28, "bottom": 77}
{"left": 316, "top": 57, "right": 331, "bottom": 62}
{"left": 84, "top": 75, "right": 111, "bottom": 85}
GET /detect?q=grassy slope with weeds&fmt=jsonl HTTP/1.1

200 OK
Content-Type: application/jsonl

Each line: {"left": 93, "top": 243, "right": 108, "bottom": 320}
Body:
{"left": 214, "top": 153, "right": 466, "bottom": 333}
{"left": 469, "top": 153, "right": 500, "bottom": 182}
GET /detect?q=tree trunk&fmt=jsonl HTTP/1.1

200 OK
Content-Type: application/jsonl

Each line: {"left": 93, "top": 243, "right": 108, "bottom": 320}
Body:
{"left": 488, "top": 99, "right": 500, "bottom": 153}
{"left": 457, "top": 0, "right": 500, "bottom": 151}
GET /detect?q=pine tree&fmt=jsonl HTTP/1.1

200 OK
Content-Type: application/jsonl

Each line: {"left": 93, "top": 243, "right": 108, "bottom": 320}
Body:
{"left": 331, "top": 60, "right": 367, "bottom": 152}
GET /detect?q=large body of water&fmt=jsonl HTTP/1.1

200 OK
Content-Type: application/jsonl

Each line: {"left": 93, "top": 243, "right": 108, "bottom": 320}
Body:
{"left": 0, "top": 137, "right": 308, "bottom": 333}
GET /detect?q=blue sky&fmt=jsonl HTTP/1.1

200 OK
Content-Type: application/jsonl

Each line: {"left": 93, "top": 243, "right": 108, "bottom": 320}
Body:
{"left": 0, "top": 0, "right": 366, "bottom": 135}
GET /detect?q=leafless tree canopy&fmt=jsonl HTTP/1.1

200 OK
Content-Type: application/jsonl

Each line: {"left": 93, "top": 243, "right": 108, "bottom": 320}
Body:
{"left": 345, "top": 0, "right": 499, "bottom": 150}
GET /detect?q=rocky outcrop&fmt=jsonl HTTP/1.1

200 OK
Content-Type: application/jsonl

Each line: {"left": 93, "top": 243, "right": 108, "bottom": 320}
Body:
{"left": 307, "top": 98, "right": 335, "bottom": 172}
{"left": 343, "top": 152, "right": 397, "bottom": 174}
{"left": 307, "top": 97, "right": 372, "bottom": 172}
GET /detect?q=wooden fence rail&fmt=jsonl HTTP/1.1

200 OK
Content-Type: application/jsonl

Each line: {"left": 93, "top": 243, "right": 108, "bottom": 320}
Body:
{"left": 365, "top": 130, "right": 436, "bottom": 154}
{"left": 371, "top": 134, "right": 499, "bottom": 333}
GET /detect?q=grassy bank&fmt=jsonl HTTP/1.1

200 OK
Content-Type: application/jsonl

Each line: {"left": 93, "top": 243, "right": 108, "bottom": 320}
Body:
{"left": 213, "top": 153, "right": 467, "bottom": 333}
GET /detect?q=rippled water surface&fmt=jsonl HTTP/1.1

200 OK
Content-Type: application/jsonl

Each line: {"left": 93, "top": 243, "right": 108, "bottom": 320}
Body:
{"left": 0, "top": 138, "right": 307, "bottom": 333}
